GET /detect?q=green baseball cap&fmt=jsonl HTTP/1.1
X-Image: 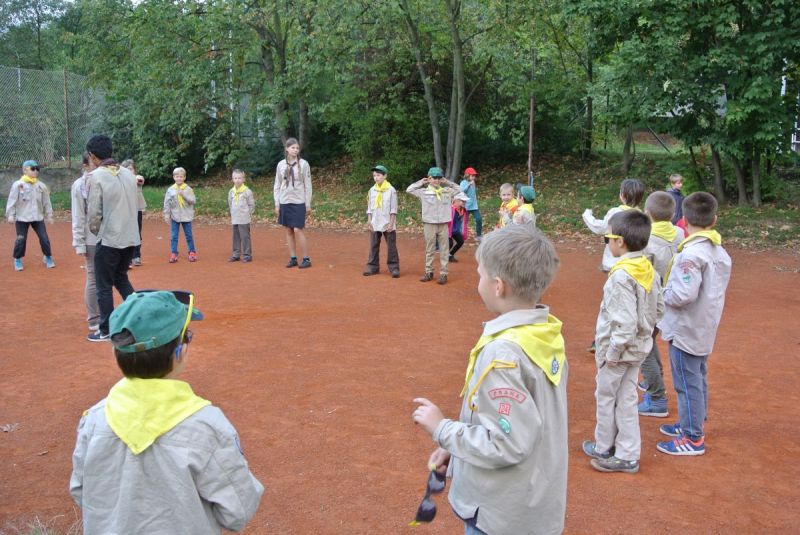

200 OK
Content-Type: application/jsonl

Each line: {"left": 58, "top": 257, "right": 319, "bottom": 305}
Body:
{"left": 110, "top": 290, "right": 203, "bottom": 353}
{"left": 23, "top": 160, "right": 39, "bottom": 168}
{"left": 371, "top": 165, "right": 388, "bottom": 175}
{"left": 520, "top": 186, "right": 536, "bottom": 202}
{"left": 427, "top": 167, "right": 444, "bottom": 178}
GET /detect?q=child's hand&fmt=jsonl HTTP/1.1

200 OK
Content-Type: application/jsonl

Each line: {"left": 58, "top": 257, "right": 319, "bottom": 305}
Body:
{"left": 368, "top": 223, "right": 373, "bottom": 232}
{"left": 7, "top": 216, "right": 14, "bottom": 224}
{"left": 412, "top": 398, "right": 444, "bottom": 435}
{"left": 46, "top": 217, "right": 54, "bottom": 225}
{"left": 427, "top": 447, "right": 451, "bottom": 475}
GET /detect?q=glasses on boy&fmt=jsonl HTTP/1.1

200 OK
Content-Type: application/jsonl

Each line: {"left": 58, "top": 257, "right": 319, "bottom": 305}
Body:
{"left": 603, "top": 233, "right": 622, "bottom": 244}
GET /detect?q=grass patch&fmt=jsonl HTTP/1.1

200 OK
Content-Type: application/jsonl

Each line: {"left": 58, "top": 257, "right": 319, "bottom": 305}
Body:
{"left": 45, "top": 152, "right": 799, "bottom": 249}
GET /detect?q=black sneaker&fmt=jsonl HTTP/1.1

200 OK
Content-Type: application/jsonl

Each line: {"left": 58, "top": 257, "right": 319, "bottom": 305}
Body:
{"left": 363, "top": 270, "right": 378, "bottom": 276}
{"left": 590, "top": 456, "right": 640, "bottom": 474}
{"left": 87, "top": 331, "right": 109, "bottom": 342}
{"left": 437, "top": 274, "right": 448, "bottom": 285}
{"left": 299, "top": 258, "right": 312, "bottom": 269}
{"left": 286, "top": 257, "right": 298, "bottom": 268}
{"left": 419, "top": 272, "right": 434, "bottom": 282}
{"left": 390, "top": 270, "right": 400, "bottom": 279}
{"left": 448, "top": 255, "right": 458, "bottom": 262}
{"left": 228, "top": 256, "right": 240, "bottom": 262}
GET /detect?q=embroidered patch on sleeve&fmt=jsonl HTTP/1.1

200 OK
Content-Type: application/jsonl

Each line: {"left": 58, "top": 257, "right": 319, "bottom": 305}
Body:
{"left": 498, "top": 416, "right": 512, "bottom": 434}
{"left": 489, "top": 388, "right": 527, "bottom": 404}
{"left": 498, "top": 402, "right": 511, "bottom": 416}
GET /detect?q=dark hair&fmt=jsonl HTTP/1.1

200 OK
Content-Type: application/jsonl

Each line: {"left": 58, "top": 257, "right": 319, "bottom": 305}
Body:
{"left": 112, "top": 330, "right": 180, "bottom": 379}
{"left": 81, "top": 152, "right": 90, "bottom": 166}
{"left": 620, "top": 178, "right": 645, "bottom": 207}
{"left": 609, "top": 210, "right": 651, "bottom": 252}
{"left": 682, "top": 191, "right": 718, "bottom": 227}
{"left": 644, "top": 191, "right": 676, "bottom": 222}
{"left": 86, "top": 135, "right": 113, "bottom": 160}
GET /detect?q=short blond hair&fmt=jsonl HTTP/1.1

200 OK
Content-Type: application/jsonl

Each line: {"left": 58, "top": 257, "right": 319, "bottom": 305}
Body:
{"left": 499, "top": 183, "right": 514, "bottom": 195}
{"left": 475, "top": 224, "right": 559, "bottom": 302}
{"left": 172, "top": 167, "right": 186, "bottom": 177}
{"left": 232, "top": 168, "right": 246, "bottom": 179}
{"left": 669, "top": 174, "right": 683, "bottom": 185}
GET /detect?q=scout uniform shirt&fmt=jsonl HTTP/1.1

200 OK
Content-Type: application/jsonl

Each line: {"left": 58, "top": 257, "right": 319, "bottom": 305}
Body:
{"left": 5, "top": 177, "right": 53, "bottom": 222}
{"left": 406, "top": 178, "right": 458, "bottom": 223}
{"left": 367, "top": 182, "right": 398, "bottom": 232}
{"left": 274, "top": 158, "right": 312, "bottom": 208}
{"left": 163, "top": 184, "right": 197, "bottom": 223}
{"left": 432, "top": 307, "right": 568, "bottom": 535}
{"left": 88, "top": 165, "right": 141, "bottom": 249}
{"left": 71, "top": 172, "right": 98, "bottom": 254}
{"left": 644, "top": 221, "right": 685, "bottom": 281}
{"left": 582, "top": 205, "right": 632, "bottom": 271}
{"left": 228, "top": 185, "right": 256, "bottom": 225}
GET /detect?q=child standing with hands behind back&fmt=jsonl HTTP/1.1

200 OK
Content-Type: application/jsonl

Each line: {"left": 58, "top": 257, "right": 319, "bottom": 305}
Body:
{"left": 412, "top": 224, "right": 568, "bottom": 535}
{"left": 163, "top": 167, "right": 197, "bottom": 263}
{"left": 363, "top": 165, "right": 399, "bottom": 278}
{"left": 228, "top": 169, "right": 255, "bottom": 263}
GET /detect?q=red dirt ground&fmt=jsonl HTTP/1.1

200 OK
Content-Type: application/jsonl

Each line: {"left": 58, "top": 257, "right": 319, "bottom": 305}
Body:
{"left": 1, "top": 222, "right": 799, "bottom": 534}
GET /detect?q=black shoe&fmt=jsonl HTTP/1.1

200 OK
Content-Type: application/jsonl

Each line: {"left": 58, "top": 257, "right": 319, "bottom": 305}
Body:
{"left": 228, "top": 256, "right": 240, "bottom": 262}
{"left": 390, "top": 270, "right": 400, "bottom": 278}
{"left": 437, "top": 274, "right": 448, "bottom": 285}
{"left": 419, "top": 272, "right": 434, "bottom": 282}
{"left": 449, "top": 255, "right": 458, "bottom": 262}
{"left": 363, "top": 270, "right": 378, "bottom": 276}
{"left": 286, "top": 257, "right": 298, "bottom": 268}
{"left": 299, "top": 258, "right": 312, "bottom": 269}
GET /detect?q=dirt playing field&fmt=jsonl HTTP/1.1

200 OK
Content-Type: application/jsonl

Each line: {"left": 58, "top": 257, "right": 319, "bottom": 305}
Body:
{"left": 1, "top": 221, "right": 799, "bottom": 534}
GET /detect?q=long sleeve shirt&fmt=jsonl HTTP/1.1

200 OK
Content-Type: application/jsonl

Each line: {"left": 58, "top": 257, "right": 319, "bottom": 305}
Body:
{"left": 5, "top": 178, "right": 53, "bottom": 222}
{"left": 366, "top": 185, "right": 398, "bottom": 232}
{"left": 582, "top": 206, "right": 627, "bottom": 271}
{"left": 274, "top": 158, "right": 312, "bottom": 208}
{"left": 228, "top": 187, "right": 256, "bottom": 225}
{"left": 71, "top": 173, "right": 98, "bottom": 254}
{"left": 163, "top": 185, "right": 196, "bottom": 223}
{"left": 87, "top": 166, "right": 141, "bottom": 248}
{"left": 406, "top": 178, "right": 458, "bottom": 223}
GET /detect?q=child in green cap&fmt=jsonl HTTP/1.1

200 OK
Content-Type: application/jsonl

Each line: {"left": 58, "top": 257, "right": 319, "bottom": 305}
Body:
{"left": 364, "top": 165, "right": 400, "bottom": 277}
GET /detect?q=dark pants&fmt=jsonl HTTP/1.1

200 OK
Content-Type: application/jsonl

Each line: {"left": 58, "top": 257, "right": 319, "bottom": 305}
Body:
{"left": 95, "top": 244, "right": 135, "bottom": 335}
{"left": 641, "top": 329, "right": 666, "bottom": 399}
{"left": 669, "top": 343, "right": 708, "bottom": 440}
{"left": 13, "top": 220, "right": 51, "bottom": 258}
{"left": 365, "top": 230, "right": 399, "bottom": 273}
{"left": 467, "top": 209, "right": 482, "bottom": 237}
{"left": 232, "top": 224, "right": 252, "bottom": 259}
{"left": 449, "top": 233, "right": 465, "bottom": 257}
{"left": 133, "top": 211, "right": 143, "bottom": 259}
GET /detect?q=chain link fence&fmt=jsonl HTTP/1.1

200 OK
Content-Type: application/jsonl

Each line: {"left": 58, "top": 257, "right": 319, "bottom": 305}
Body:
{"left": 0, "top": 65, "right": 106, "bottom": 168}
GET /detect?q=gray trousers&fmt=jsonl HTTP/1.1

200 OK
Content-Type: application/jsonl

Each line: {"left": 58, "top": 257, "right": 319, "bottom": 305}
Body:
{"left": 84, "top": 244, "right": 100, "bottom": 329}
{"left": 594, "top": 361, "right": 641, "bottom": 461}
{"left": 366, "top": 230, "right": 399, "bottom": 272}
{"left": 423, "top": 223, "right": 449, "bottom": 275}
{"left": 640, "top": 331, "right": 666, "bottom": 399}
{"left": 232, "top": 224, "right": 252, "bottom": 259}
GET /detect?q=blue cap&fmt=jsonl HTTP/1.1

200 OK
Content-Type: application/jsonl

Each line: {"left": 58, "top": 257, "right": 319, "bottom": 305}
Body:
{"left": 23, "top": 160, "right": 39, "bottom": 168}
{"left": 427, "top": 167, "right": 444, "bottom": 178}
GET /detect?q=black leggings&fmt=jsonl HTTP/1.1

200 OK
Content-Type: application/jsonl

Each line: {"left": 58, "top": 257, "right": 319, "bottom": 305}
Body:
{"left": 449, "top": 233, "right": 464, "bottom": 257}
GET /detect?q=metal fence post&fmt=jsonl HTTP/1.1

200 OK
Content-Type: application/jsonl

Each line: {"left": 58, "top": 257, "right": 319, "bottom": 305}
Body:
{"left": 64, "top": 68, "right": 71, "bottom": 168}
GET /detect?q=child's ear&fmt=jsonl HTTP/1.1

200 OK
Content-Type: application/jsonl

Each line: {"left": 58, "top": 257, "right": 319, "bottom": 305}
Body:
{"left": 495, "top": 276, "right": 506, "bottom": 297}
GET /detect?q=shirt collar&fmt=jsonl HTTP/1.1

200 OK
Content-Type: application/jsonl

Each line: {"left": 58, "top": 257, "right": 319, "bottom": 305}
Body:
{"left": 482, "top": 306, "right": 550, "bottom": 337}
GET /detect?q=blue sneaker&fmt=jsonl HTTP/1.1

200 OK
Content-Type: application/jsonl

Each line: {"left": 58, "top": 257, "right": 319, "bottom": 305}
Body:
{"left": 590, "top": 456, "right": 640, "bottom": 473}
{"left": 582, "top": 440, "right": 613, "bottom": 460}
{"left": 87, "top": 331, "right": 109, "bottom": 342}
{"left": 43, "top": 255, "right": 55, "bottom": 268}
{"left": 14, "top": 258, "right": 23, "bottom": 271}
{"left": 657, "top": 436, "right": 705, "bottom": 456}
{"left": 638, "top": 394, "right": 669, "bottom": 418}
{"left": 659, "top": 422, "right": 683, "bottom": 437}
{"left": 637, "top": 380, "right": 648, "bottom": 392}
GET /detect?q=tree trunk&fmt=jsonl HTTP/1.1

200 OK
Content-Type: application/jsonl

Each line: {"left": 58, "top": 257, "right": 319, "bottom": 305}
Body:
{"left": 710, "top": 145, "right": 727, "bottom": 202}
{"left": 582, "top": 22, "right": 593, "bottom": 159}
{"left": 751, "top": 151, "right": 761, "bottom": 206}
{"left": 444, "top": 0, "right": 466, "bottom": 181}
{"left": 399, "top": 0, "right": 443, "bottom": 168}
{"left": 687, "top": 146, "right": 707, "bottom": 190}
{"left": 729, "top": 155, "right": 749, "bottom": 206}
{"left": 257, "top": 40, "right": 288, "bottom": 143}
{"left": 298, "top": 99, "right": 309, "bottom": 151}
{"left": 622, "top": 127, "right": 634, "bottom": 175}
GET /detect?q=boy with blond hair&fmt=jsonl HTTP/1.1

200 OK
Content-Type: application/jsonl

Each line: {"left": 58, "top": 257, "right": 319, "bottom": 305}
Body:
{"left": 163, "top": 167, "right": 197, "bottom": 263}
{"left": 583, "top": 210, "right": 664, "bottom": 473}
{"left": 228, "top": 169, "right": 255, "bottom": 263}
{"left": 364, "top": 165, "right": 399, "bottom": 277}
{"left": 666, "top": 173, "right": 685, "bottom": 224}
{"left": 413, "top": 224, "right": 568, "bottom": 534}
{"left": 496, "top": 183, "right": 518, "bottom": 228}
{"left": 656, "top": 192, "right": 731, "bottom": 456}
{"left": 6, "top": 159, "right": 55, "bottom": 271}
{"left": 407, "top": 167, "right": 459, "bottom": 285}
{"left": 638, "top": 191, "right": 685, "bottom": 417}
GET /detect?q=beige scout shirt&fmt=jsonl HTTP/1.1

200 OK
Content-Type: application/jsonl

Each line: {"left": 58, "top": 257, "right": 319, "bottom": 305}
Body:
{"left": 433, "top": 307, "right": 568, "bottom": 535}
{"left": 5, "top": 178, "right": 53, "bottom": 222}
{"left": 406, "top": 178, "right": 459, "bottom": 224}
{"left": 582, "top": 206, "right": 627, "bottom": 271}
{"left": 274, "top": 158, "right": 312, "bottom": 208}
{"left": 135, "top": 175, "right": 147, "bottom": 211}
{"left": 595, "top": 251, "right": 664, "bottom": 364}
{"left": 163, "top": 185, "right": 196, "bottom": 223}
{"left": 366, "top": 184, "right": 398, "bottom": 232}
{"left": 644, "top": 228, "right": 684, "bottom": 282}
{"left": 88, "top": 166, "right": 141, "bottom": 249}
{"left": 70, "top": 399, "right": 263, "bottom": 535}
{"left": 658, "top": 236, "right": 732, "bottom": 356}
{"left": 228, "top": 187, "right": 255, "bottom": 225}
{"left": 71, "top": 173, "right": 98, "bottom": 254}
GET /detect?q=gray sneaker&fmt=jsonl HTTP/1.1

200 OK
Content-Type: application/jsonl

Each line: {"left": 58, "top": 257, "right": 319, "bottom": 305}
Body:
{"left": 590, "top": 456, "right": 640, "bottom": 474}
{"left": 582, "top": 440, "right": 613, "bottom": 460}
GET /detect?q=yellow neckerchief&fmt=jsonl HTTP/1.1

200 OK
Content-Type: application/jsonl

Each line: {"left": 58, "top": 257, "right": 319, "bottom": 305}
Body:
{"left": 664, "top": 230, "right": 722, "bottom": 283}
{"left": 519, "top": 203, "right": 534, "bottom": 215}
{"left": 460, "top": 315, "right": 566, "bottom": 410}
{"left": 232, "top": 183, "right": 249, "bottom": 204}
{"left": 21, "top": 175, "right": 38, "bottom": 185}
{"left": 105, "top": 377, "right": 210, "bottom": 455}
{"left": 609, "top": 254, "right": 656, "bottom": 292}
{"left": 618, "top": 204, "right": 635, "bottom": 211}
{"left": 501, "top": 198, "right": 519, "bottom": 211}
{"left": 651, "top": 220, "right": 678, "bottom": 242}
{"left": 426, "top": 184, "right": 444, "bottom": 200}
{"left": 372, "top": 180, "right": 392, "bottom": 209}
{"left": 171, "top": 183, "right": 188, "bottom": 208}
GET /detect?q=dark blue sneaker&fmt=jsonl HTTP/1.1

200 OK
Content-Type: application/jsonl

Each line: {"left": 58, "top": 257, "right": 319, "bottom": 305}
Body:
{"left": 657, "top": 436, "right": 705, "bottom": 456}
{"left": 637, "top": 380, "right": 648, "bottom": 392}
{"left": 659, "top": 422, "right": 683, "bottom": 437}
{"left": 582, "top": 440, "right": 613, "bottom": 460}
{"left": 638, "top": 394, "right": 669, "bottom": 418}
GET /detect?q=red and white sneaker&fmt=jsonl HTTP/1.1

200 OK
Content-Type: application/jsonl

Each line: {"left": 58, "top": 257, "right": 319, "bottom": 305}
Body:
{"left": 169, "top": 253, "right": 178, "bottom": 263}
{"left": 188, "top": 252, "right": 197, "bottom": 262}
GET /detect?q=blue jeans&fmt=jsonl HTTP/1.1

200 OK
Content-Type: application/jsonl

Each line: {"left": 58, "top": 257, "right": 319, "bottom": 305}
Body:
{"left": 170, "top": 220, "right": 196, "bottom": 254}
{"left": 467, "top": 209, "right": 482, "bottom": 237}
{"left": 669, "top": 342, "right": 708, "bottom": 440}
